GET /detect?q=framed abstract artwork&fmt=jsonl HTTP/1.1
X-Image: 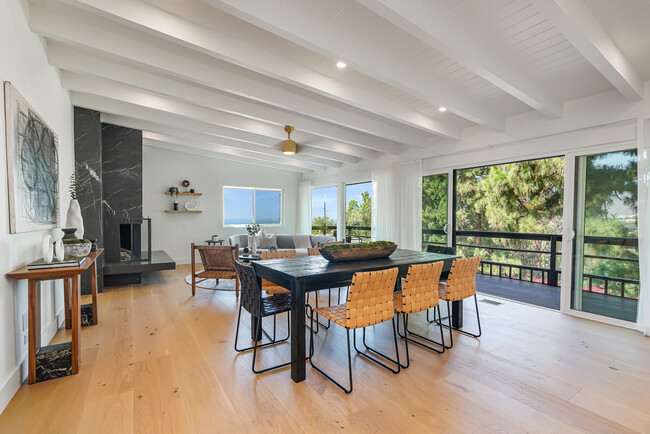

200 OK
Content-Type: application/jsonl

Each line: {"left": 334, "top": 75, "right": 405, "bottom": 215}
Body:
{"left": 4, "top": 82, "right": 59, "bottom": 233}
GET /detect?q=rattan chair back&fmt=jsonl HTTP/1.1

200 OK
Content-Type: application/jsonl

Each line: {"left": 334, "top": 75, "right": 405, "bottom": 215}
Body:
{"left": 399, "top": 262, "right": 444, "bottom": 314}
{"left": 235, "top": 261, "right": 262, "bottom": 316}
{"left": 259, "top": 250, "right": 297, "bottom": 260}
{"left": 196, "top": 245, "right": 238, "bottom": 272}
{"left": 444, "top": 256, "right": 481, "bottom": 301}
{"left": 345, "top": 268, "right": 398, "bottom": 329}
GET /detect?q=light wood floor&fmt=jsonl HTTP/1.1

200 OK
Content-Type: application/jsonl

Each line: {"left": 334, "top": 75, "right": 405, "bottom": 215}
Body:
{"left": 1, "top": 265, "right": 649, "bottom": 433}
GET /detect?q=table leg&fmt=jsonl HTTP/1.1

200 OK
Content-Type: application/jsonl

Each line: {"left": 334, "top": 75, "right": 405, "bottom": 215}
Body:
{"left": 71, "top": 275, "right": 81, "bottom": 374}
{"left": 63, "top": 278, "right": 71, "bottom": 329}
{"left": 451, "top": 300, "right": 463, "bottom": 329}
{"left": 290, "top": 279, "right": 306, "bottom": 383}
{"left": 90, "top": 260, "right": 98, "bottom": 325}
{"left": 28, "top": 280, "right": 41, "bottom": 384}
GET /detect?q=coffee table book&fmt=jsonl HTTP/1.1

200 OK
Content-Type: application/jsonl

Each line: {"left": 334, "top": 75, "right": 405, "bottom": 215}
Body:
{"left": 28, "top": 257, "right": 87, "bottom": 270}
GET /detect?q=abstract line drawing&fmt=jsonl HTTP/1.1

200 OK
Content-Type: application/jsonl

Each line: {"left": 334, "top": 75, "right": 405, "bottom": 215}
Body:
{"left": 4, "top": 82, "right": 59, "bottom": 233}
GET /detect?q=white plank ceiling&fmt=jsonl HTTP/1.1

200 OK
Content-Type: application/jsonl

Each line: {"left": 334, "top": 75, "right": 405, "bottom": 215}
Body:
{"left": 27, "top": 0, "right": 650, "bottom": 174}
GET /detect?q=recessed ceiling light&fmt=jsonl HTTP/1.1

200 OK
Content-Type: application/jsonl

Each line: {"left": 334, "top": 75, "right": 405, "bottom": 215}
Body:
{"left": 439, "top": 107, "right": 447, "bottom": 112}
{"left": 336, "top": 61, "right": 347, "bottom": 69}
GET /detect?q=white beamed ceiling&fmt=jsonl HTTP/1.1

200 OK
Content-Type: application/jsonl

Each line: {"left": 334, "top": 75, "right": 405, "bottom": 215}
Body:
{"left": 27, "top": 0, "right": 650, "bottom": 173}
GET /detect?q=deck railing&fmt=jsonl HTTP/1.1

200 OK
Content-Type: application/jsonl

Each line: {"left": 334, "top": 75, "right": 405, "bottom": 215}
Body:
{"left": 422, "top": 229, "right": 639, "bottom": 299}
{"left": 311, "top": 225, "right": 371, "bottom": 243}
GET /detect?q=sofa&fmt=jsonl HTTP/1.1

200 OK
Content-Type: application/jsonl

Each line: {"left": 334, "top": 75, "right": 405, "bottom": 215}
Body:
{"left": 229, "top": 234, "right": 335, "bottom": 254}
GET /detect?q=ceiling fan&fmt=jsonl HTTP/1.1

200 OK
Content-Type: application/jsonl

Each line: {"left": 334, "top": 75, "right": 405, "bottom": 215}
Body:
{"left": 280, "top": 125, "right": 297, "bottom": 155}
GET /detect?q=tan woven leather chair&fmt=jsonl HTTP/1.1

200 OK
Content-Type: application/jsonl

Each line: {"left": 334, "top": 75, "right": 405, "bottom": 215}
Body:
{"left": 259, "top": 250, "right": 296, "bottom": 295}
{"left": 309, "top": 267, "right": 401, "bottom": 393}
{"left": 433, "top": 256, "right": 482, "bottom": 348}
{"left": 191, "top": 243, "right": 239, "bottom": 297}
{"left": 394, "top": 261, "right": 445, "bottom": 367}
{"left": 307, "top": 247, "right": 320, "bottom": 256}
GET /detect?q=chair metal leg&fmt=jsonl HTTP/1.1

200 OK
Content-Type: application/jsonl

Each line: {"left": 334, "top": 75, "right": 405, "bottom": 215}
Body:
{"left": 306, "top": 291, "right": 331, "bottom": 333}
{"left": 309, "top": 309, "right": 353, "bottom": 393}
{"left": 402, "top": 307, "right": 446, "bottom": 355}
{"left": 353, "top": 319, "right": 401, "bottom": 374}
{"left": 234, "top": 305, "right": 290, "bottom": 353}
{"left": 438, "top": 295, "right": 482, "bottom": 344}
{"left": 252, "top": 314, "right": 291, "bottom": 374}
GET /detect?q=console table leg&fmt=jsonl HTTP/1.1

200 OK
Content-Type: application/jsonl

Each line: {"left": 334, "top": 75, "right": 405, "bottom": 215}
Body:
{"left": 28, "top": 280, "right": 41, "bottom": 384}
{"left": 90, "top": 260, "right": 98, "bottom": 325}
{"left": 71, "top": 275, "right": 81, "bottom": 374}
{"left": 63, "top": 278, "right": 71, "bottom": 329}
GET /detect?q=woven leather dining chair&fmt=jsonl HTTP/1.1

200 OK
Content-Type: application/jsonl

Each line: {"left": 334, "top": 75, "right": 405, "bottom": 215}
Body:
{"left": 430, "top": 256, "right": 482, "bottom": 349}
{"left": 309, "top": 267, "right": 400, "bottom": 393}
{"left": 191, "top": 243, "right": 239, "bottom": 297}
{"left": 259, "top": 250, "right": 296, "bottom": 295}
{"left": 233, "top": 261, "right": 291, "bottom": 374}
{"left": 394, "top": 261, "right": 445, "bottom": 368}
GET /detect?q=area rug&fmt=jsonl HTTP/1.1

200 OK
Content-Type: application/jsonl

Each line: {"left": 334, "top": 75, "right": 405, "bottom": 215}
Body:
{"left": 184, "top": 275, "right": 237, "bottom": 291}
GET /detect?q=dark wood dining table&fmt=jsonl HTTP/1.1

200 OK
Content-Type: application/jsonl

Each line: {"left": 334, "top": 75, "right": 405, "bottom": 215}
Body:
{"left": 252, "top": 249, "right": 459, "bottom": 383}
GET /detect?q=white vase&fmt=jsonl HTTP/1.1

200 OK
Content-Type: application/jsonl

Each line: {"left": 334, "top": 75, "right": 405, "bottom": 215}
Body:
{"left": 248, "top": 234, "right": 257, "bottom": 255}
{"left": 66, "top": 199, "right": 84, "bottom": 238}
{"left": 42, "top": 234, "right": 53, "bottom": 263}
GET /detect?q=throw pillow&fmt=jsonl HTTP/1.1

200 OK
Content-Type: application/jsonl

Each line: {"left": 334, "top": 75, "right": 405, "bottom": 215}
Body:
{"left": 258, "top": 230, "right": 277, "bottom": 249}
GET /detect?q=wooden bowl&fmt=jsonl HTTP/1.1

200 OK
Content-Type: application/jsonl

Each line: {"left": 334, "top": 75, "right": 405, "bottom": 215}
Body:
{"left": 320, "top": 244, "right": 397, "bottom": 262}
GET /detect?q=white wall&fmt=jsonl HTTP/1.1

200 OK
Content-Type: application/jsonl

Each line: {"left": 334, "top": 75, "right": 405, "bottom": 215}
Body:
{"left": 0, "top": 0, "right": 73, "bottom": 412}
{"left": 143, "top": 146, "right": 302, "bottom": 263}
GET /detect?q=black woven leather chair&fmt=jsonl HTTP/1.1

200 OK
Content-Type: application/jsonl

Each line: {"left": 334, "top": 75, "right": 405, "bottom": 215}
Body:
{"left": 426, "top": 245, "right": 456, "bottom": 255}
{"left": 234, "top": 261, "right": 291, "bottom": 374}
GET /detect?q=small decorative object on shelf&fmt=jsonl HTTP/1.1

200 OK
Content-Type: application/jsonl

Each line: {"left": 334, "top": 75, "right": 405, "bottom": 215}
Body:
{"left": 62, "top": 238, "right": 92, "bottom": 259}
{"left": 54, "top": 239, "right": 64, "bottom": 261}
{"left": 42, "top": 234, "right": 54, "bottom": 263}
{"left": 184, "top": 200, "right": 200, "bottom": 211}
{"left": 189, "top": 189, "right": 195, "bottom": 193}
{"left": 182, "top": 179, "right": 190, "bottom": 188}
{"left": 67, "top": 170, "right": 88, "bottom": 238}
{"left": 211, "top": 234, "right": 219, "bottom": 241}
{"left": 168, "top": 186, "right": 179, "bottom": 196}
{"left": 173, "top": 200, "right": 179, "bottom": 211}
{"left": 319, "top": 241, "right": 397, "bottom": 262}
{"left": 62, "top": 228, "right": 77, "bottom": 239}
{"left": 88, "top": 238, "right": 98, "bottom": 252}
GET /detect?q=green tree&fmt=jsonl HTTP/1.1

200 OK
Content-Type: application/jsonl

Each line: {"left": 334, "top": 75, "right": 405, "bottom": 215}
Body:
{"left": 422, "top": 174, "right": 448, "bottom": 247}
{"left": 312, "top": 215, "right": 336, "bottom": 235}
{"left": 346, "top": 191, "right": 371, "bottom": 240}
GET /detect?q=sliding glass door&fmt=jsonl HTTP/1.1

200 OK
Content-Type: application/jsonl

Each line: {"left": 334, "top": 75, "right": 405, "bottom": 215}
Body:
{"left": 421, "top": 173, "right": 449, "bottom": 251}
{"left": 571, "top": 149, "right": 639, "bottom": 322}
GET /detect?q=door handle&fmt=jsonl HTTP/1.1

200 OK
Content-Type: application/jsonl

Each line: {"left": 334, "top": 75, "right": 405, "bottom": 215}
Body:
{"left": 443, "top": 224, "right": 449, "bottom": 234}
{"left": 564, "top": 229, "right": 575, "bottom": 241}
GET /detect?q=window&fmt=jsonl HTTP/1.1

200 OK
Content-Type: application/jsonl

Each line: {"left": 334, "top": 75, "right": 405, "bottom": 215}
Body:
{"left": 223, "top": 187, "right": 282, "bottom": 226}
{"left": 345, "top": 182, "right": 372, "bottom": 243}
{"left": 311, "top": 186, "right": 337, "bottom": 236}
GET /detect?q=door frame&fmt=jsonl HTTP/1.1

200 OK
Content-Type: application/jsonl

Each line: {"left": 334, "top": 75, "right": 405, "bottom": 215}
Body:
{"left": 561, "top": 141, "right": 639, "bottom": 329}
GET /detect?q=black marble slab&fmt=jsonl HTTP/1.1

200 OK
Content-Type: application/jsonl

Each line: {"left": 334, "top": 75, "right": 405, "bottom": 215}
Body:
{"left": 74, "top": 107, "right": 104, "bottom": 294}
{"left": 101, "top": 124, "right": 143, "bottom": 264}
{"left": 69, "top": 304, "right": 95, "bottom": 327}
{"left": 35, "top": 342, "right": 72, "bottom": 382}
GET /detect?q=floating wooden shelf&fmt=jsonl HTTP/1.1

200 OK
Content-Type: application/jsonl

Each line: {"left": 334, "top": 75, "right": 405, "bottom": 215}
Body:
{"left": 165, "top": 210, "right": 202, "bottom": 213}
{"left": 165, "top": 192, "right": 202, "bottom": 196}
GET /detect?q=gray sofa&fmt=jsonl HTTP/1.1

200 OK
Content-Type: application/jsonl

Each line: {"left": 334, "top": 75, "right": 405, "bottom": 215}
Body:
{"left": 229, "top": 234, "right": 335, "bottom": 253}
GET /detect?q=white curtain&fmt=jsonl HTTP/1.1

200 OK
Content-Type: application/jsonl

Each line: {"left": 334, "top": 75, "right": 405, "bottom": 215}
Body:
{"left": 297, "top": 180, "right": 312, "bottom": 234}
{"left": 637, "top": 119, "right": 650, "bottom": 336}
{"left": 371, "top": 161, "right": 423, "bottom": 250}
{"left": 371, "top": 166, "right": 394, "bottom": 241}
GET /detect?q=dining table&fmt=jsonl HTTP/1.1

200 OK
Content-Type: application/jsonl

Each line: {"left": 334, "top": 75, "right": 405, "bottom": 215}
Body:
{"left": 252, "top": 249, "right": 460, "bottom": 383}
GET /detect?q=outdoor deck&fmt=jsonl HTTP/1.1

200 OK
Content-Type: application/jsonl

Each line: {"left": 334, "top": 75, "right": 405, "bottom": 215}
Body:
{"left": 476, "top": 274, "right": 637, "bottom": 322}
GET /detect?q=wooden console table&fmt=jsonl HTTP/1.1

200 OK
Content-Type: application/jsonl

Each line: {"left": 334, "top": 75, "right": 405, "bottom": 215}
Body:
{"left": 6, "top": 249, "right": 103, "bottom": 384}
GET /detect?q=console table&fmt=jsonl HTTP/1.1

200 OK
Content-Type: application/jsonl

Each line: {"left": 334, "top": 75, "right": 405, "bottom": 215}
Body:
{"left": 6, "top": 249, "right": 103, "bottom": 384}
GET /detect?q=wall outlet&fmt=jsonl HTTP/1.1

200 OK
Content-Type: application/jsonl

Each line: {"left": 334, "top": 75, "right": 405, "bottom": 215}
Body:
{"left": 22, "top": 313, "right": 27, "bottom": 332}
{"left": 23, "top": 335, "right": 27, "bottom": 345}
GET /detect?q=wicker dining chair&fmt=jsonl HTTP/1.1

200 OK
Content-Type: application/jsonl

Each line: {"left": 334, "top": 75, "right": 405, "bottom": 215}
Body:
{"left": 259, "top": 250, "right": 296, "bottom": 295}
{"left": 307, "top": 246, "right": 321, "bottom": 256}
{"left": 426, "top": 245, "right": 456, "bottom": 255}
{"left": 393, "top": 262, "right": 445, "bottom": 368}
{"left": 309, "top": 267, "right": 401, "bottom": 393}
{"left": 430, "top": 256, "right": 482, "bottom": 349}
{"left": 191, "top": 243, "right": 239, "bottom": 297}
{"left": 233, "top": 261, "right": 291, "bottom": 374}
